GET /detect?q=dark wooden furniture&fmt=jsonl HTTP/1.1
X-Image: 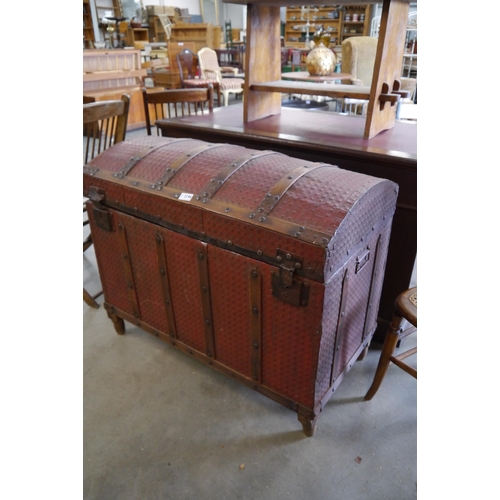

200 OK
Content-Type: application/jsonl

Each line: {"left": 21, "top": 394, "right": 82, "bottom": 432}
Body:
{"left": 365, "top": 286, "right": 417, "bottom": 400}
{"left": 142, "top": 87, "right": 214, "bottom": 136}
{"left": 155, "top": 104, "right": 416, "bottom": 340}
{"left": 83, "top": 94, "right": 130, "bottom": 308}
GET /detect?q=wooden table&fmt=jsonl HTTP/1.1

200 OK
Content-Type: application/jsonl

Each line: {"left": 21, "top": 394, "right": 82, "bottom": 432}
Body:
{"left": 156, "top": 104, "right": 417, "bottom": 341}
{"left": 281, "top": 72, "right": 352, "bottom": 83}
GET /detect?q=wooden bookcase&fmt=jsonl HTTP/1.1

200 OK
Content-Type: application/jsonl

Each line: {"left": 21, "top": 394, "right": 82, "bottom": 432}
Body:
{"left": 339, "top": 4, "right": 371, "bottom": 43}
{"left": 83, "top": 0, "right": 95, "bottom": 49}
{"left": 125, "top": 27, "right": 150, "bottom": 48}
{"left": 285, "top": 5, "right": 371, "bottom": 48}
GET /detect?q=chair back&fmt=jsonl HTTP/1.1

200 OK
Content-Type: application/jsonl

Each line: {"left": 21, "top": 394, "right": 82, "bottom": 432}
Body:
{"left": 83, "top": 94, "right": 130, "bottom": 164}
{"left": 198, "top": 47, "right": 222, "bottom": 82}
{"left": 215, "top": 48, "right": 244, "bottom": 72}
{"left": 176, "top": 49, "right": 199, "bottom": 84}
{"left": 341, "top": 36, "right": 378, "bottom": 87}
{"left": 141, "top": 86, "right": 214, "bottom": 135}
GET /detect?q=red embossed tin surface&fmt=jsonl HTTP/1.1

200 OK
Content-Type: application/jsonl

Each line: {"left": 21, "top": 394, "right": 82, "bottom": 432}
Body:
{"left": 84, "top": 136, "right": 398, "bottom": 436}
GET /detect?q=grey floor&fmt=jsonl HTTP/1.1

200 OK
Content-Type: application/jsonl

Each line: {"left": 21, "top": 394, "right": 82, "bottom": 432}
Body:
{"left": 83, "top": 101, "right": 417, "bottom": 500}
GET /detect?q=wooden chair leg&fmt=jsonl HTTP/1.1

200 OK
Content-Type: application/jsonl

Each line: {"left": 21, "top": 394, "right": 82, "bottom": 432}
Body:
{"left": 364, "top": 314, "right": 403, "bottom": 400}
{"left": 83, "top": 287, "right": 100, "bottom": 309}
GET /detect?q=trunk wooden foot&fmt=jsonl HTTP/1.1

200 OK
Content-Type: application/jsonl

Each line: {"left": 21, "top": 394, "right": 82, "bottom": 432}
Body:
{"left": 107, "top": 312, "right": 125, "bottom": 335}
{"left": 357, "top": 344, "right": 370, "bottom": 361}
{"left": 298, "top": 414, "right": 318, "bottom": 437}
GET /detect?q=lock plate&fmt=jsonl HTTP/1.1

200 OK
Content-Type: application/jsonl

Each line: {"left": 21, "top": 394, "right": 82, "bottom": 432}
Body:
{"left": 271, "top": 272, "right": 309, "bottom": 307}
{"left": 88, "top": 186, "right": 112, "bottom": 232}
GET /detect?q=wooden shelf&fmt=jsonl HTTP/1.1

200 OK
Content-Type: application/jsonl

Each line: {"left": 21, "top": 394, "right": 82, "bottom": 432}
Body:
{"left": 229, "top": 0, "right": 412, "bottom": 139}
{"left": 250, "top": 81, "right": 371, "bottom": 100}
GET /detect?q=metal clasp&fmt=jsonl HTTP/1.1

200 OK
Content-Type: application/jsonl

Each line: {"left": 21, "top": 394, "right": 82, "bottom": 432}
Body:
{"left": 88, "top": 186, "right": 112, "bottom": 232}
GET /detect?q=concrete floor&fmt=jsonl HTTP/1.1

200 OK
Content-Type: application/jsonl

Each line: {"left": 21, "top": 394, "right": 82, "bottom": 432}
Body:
{"left": 83, "top": 107, "right": 417, "bottom": 500}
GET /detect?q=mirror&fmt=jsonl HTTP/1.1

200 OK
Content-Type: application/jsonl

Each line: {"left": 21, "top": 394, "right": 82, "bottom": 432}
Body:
{"left": 120, "top": 0, "right": 144, "bottom": 22}
{"left": 200, "top": 0, "right": 219, "bottom": 25}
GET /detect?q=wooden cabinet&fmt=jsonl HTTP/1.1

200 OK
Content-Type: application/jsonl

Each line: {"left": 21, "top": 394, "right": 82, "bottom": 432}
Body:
{"left": 125, "top": 27, "right": 150, "bottom": 48}
{"left": 83, "top": 0, "right": 95, "bottom": 49}
{"left": 170, "top": 23, "right": 222, "bottom": 52}
{"left": 285, "top": 4, "right": 371, "bottom": 48}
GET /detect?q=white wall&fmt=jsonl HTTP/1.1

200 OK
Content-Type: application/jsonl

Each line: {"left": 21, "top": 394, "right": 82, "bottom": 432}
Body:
{"left": 143, "top": 1, "right": 201, "bottom": 16}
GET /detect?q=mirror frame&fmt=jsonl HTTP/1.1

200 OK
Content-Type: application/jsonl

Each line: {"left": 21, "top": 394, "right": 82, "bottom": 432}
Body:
{"left": 200, "top": 0, "right": 219, "bottom": 25}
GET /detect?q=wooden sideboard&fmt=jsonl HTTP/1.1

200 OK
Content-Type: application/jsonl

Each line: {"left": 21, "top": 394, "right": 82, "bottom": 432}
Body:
{"left": 83, "top": 49, "right": 147, "bottom": 130}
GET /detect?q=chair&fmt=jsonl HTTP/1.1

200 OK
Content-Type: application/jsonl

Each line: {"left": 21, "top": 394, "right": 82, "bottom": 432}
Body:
{"left": 83, "top": 94, "right": 130, "bottom": 308}
{"left": 364, "top": 287, "right": 417, "bottom": 400}
{"left": 176, "top": 48, "right": 221, "bottom": 105}
{"left": 198, "top": 47, "right": 244, "bottom": 107}
{"left": 340, "top": 36, "right": 416, "bottom": 115}
{"left": 215, "top": 47, "right": 244, "bottom": 73}
{"left": 141, "top": 86, "right": 214, "bottom": 136}
{"left": 338, "top": 36, "right": 378, "bottom": 114}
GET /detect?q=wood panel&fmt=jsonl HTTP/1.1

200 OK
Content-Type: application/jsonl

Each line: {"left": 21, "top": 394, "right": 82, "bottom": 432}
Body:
{"left": 243, "top": 5, "right": 282, "bottom": 122}
{"left": 364, "top": 0, "right": 410, "bottom": 138}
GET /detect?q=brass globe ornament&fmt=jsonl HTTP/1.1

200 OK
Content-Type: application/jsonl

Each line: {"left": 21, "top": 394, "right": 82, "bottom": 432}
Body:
{"left": 306, "top": 27, "right": 336, "bottom": 76}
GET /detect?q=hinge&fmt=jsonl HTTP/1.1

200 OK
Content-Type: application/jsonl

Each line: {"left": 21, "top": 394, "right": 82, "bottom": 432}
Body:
{"left": 88, "top": 186, "right": 112, "bottom": 232}
{"left": 271, "top": 249, "right": 309, "bottom": 307}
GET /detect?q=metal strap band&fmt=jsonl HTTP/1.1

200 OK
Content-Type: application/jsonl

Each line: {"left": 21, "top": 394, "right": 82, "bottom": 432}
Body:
{"left": 153, "top": 143, "right": 227, "bottom": 190}
{"left": 113, "top": 138, "right": 192, "bottom": 179}
{"left": 198, "top": 151, "right": 278, "bottom": 200}
{"left": 254, "top": 163, "right": 335, "bottom": 216}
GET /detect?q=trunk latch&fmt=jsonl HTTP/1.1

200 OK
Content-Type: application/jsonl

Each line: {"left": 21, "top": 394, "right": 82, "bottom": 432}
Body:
{"left": 271, "top": 249, "right": 309, "bottom": 307}
{"left": 88, "top": 186, "right": 113, "bottom": 232}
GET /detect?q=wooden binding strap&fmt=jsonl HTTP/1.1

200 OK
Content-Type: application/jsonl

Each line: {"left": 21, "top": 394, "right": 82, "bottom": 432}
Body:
{"left": 197, "top": 243, "right": 216, "bottom": 360}
{"left": 198, "top": 151, "right": 279, "bottom": 200}
{"left": 152, "top": 143, "right": 227, "bottom": 190}
{"left": 113, "top": 138, "right": 192, "bottom": 179}
{"left": 117, "top": 221, "right": 141, "bottom": 321}
{"left": 249, "top": 267, "right": 262, "bottom": 383}
{"left": 254, "top": 163, "right": 336, "bottom": 216}
{"left": 155, "top": 231, "right": 178, "bottom": 340}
